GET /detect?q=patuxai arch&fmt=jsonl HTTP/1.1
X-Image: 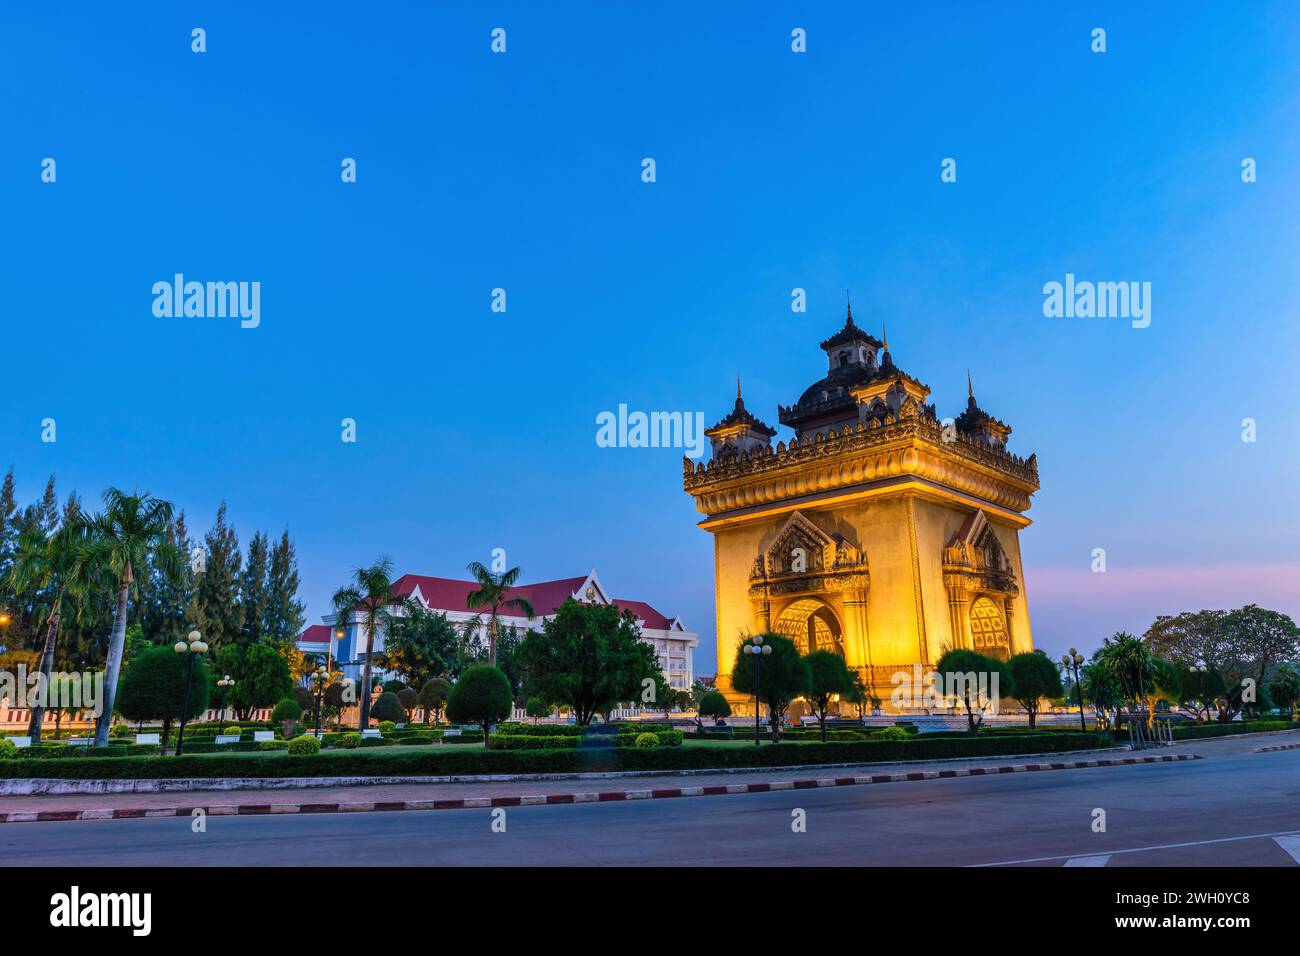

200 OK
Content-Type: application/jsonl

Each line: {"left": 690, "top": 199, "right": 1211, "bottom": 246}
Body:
{"left": 683, "top": 305, "right": 1040, "bottom": 715}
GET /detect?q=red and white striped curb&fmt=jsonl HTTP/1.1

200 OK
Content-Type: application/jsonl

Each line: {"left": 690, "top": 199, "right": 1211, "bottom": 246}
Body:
{"left": 0, "top": 753, "right": 1198, "bottom": 824}
{"left": 1257, "top": 742, "right": 1300, "bottom": 753}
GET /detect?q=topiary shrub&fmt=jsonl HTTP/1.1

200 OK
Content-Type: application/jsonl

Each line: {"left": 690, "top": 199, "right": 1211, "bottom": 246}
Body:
{"left": 109, "top": 723, "right": 132, "bottom": 739}
{"left": 286, "top": 735, "right": 320, "bottom": 756}
{"left": 378, "top": 720, "right": 397, "bottom": 734}
{"left": 697, "top": 690, "right": 732, "bottom": 722}
{"left": 871, "top": 727, "right": 912, "bottom": 741}
{"left": 0, "top": 739, "right": 16, "bottom": 760}
{"left": 371, "top": 692, "right": 406, "bottom": 725}
{"left": 339, "top": 733, "right": 362, "bottom": 749}
{"left": 446, "top": 665, "right": 514, "bottom": 741}
{"left": 222, "top": 726, "right": 242, "bottom": 737}
{"left": 398, "top": 687, "right": 419, "bottom": 715}
{"left": 271, "top": 698, "right": 302, "bottom": 723}
{"left": 634, "top": 732, "right": 660, "bottom": 749}
{"left": 256, "top": 740, "right": 288, "bottom": 751}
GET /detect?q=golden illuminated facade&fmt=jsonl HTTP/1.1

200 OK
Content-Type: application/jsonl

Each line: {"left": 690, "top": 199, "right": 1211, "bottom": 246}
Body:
{"left": 683, "top": 307, "right": 1040, "bottom": 715}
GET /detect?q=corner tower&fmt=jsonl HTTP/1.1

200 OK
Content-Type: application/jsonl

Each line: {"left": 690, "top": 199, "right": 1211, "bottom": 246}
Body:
{"left": 683, "top": 306, "right": 1041, "bottom": 715}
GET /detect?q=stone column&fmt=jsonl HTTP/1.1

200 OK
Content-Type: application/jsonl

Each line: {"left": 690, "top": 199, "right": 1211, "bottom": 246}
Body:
{"left": 947, "top": 585, "right": 971, "bottom": 650}
{"left": 1003, "top": 595, "right": 1017, "bottom": 653}
{"left": 749, "top": 587, "right": 772, "bottom": 634}
{"left": 842, "top": 579, "right": 872, "bottom": 693}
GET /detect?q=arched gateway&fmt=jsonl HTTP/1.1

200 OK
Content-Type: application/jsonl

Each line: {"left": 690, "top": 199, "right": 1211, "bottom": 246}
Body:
{"left": 774, "top": 598, "right": 844, "bottom": 656}
{"left": 683, "top": 303, "right": 1042, "bottom": 715}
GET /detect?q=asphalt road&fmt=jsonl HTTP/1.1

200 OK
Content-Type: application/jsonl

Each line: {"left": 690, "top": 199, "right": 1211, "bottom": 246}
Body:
{"left": 7, "top": 745, "right": 1300, "bottom": 866}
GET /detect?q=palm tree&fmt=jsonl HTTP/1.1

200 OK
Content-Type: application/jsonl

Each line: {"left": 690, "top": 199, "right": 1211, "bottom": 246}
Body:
{"left": 76, "top": 489, "right": 183, "bottom": 747}
{"left": 9, "top": 522, "right": 105, "bottom": 742}
{"left": 331, "top": 557, "right": 397, "bottom": 730}
{"left": 1095, "top": 632, "right": 1160, "bottom": 730}
{"left": 465, "top": 562, "right": 534, "bottom": 665}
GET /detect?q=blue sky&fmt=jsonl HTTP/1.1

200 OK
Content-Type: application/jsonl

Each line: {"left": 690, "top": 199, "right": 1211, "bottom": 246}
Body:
{"left": 3, "top": 2, "right": 1298, "bottom": 675}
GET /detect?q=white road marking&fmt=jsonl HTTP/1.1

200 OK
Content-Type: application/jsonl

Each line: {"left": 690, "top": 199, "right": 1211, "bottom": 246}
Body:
{"left": 1063, "top": 855, "right": 1110, "bottom": 867}
{"left": 1272, "top": 835, "right": 1300, "bottom": 863}
{"left": 972, "top": 827, "right": 1300, "bottom": 867}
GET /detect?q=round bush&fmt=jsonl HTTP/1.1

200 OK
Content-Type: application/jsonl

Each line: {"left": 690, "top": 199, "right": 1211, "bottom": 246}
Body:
{"left": 271, "top": 698, "right": 303, "bottom": 724}
{"left": 109, "top": 723, "right": 132, "bottom": 738}
{"left": 872, "top": 727, "right": 912, "bottom": 741}
{"left": 286, "top": 735, "right": 321, "bottom": 756}
{"left": 634, "top": 732, "right": 660, "bottom": 749}
{"left": 223, "top": 726, "right": 242, "bottom": 737}
{"left": 371, "top": 692, "right": 406, "bottom": 724}
{"left": 0, "top": 738, "right": 17, "bottom": 760}
{"left": 378, "top": 720, "right": 397, "bottom": 734}
{"left": 339, "top": 733, "right": 361, "bottom": 749}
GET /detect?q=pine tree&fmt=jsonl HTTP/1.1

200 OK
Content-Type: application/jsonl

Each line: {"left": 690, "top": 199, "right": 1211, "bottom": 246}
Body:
{"left": 140, "top": 511, "right": 195, "bottom": 647}
{"left": 264, "top": 529, "right": 305, "bottom": 645}
{"left": 239, "top": 531, "right": 270, "bottom": 644}
{"left": 186, "top": 503, "right": 244, "bottom": 651}
{"left": 7, "top": 474, "right": 59, "bottom": 649}
{"left": 61, "top": 492, "right": 81, "bottom": 525}
{"left": 34, "top": 474, "right": 57, "bottom": 535}
{"left": 0, "top": 468, "right": 19, "bottom": 628}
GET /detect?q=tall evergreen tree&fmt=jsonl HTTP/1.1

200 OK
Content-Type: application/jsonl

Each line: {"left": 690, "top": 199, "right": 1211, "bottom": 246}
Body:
{"left": 185, "top": 503, "right": 244, "bottom": 651}
{"left": 264, "top": 529, "right": 305, "bottom": 645}
{"left": 0, "top": 468, "right": 20, "bottom": 649}
{"left": 239, "top": 531, "right": 270, "bottom": 644}
{"left": 140, "top": 511, "right": 195, "bottom": 647}
{"left": 33, "top": 474, "right": 57, "bottom": 535}
{"left": 7, "top": 474, "right": 60, "bottom": 647}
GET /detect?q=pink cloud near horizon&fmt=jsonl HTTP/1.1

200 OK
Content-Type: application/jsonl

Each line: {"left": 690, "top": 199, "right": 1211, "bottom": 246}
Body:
{"left": 1026, "top": 563, "right": 1300, "bottom": 615}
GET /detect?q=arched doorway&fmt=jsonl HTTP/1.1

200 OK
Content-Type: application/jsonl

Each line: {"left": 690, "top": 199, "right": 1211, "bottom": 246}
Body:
{"left": 774, "top": 599, "right": 844, "bottom": 657}
{"left": 968, "top": 596, "right": 1010, "bottom": 660}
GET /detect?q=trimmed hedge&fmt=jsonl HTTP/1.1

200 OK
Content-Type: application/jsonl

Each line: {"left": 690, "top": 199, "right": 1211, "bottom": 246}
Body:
{"left": 487, "top": 730, "right": 683, "bottom": 750}
{"left": 0, "top": 732, "right": 1120, "bottom": 780}
{"left": 18, "top": 743, "right": 162, "bottom": 759}
{"left": 494, "top": 722, "right": 673, "bottom": 737}
{"left": 1171, "top": 720, "right": 1300, "bottom": 740}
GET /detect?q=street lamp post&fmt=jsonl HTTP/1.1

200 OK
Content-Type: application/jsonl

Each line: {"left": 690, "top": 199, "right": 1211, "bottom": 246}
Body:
{"left": 312, "top": 665, "right": 329, "bottom": 737}
{"left": 1060, "top": 648, "right": 1087, "bottom": 732}
{"left": 215, "top": 675, "right": 235, "bottom": 733}
{"left": 173, "top": 629, "right": 209, "bottom": 756}
{"left": 744, "top": 636, "right": 773, "bottom": 746}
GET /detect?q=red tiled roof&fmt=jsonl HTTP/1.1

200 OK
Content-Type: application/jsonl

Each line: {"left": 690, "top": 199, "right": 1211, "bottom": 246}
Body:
{"left": 385, "top": 574, "right": 676, "bottom": 630}
{"left": 297, "top": 623, "right": 332, "bottom": 646}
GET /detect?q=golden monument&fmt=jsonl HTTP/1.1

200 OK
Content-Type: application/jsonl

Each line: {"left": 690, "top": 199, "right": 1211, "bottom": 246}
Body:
{"left": 683, "top": 306, "right": 1040, "bottom": 715}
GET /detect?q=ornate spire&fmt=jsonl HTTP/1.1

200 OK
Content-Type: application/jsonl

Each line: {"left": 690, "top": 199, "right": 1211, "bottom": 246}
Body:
{"left": 819, "top": 298, "right": 881, "bottom": 351}
{"left": 707, "top": 375, "right": 776, "bottom": 439}
{"left": 879, "top": 319, "right": 894, "bottom": 371}
{"left": 967, "top": 369, "right": 974, "bottom": 401}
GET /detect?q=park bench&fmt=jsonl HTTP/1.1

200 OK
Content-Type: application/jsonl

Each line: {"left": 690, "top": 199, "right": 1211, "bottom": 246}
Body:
{"left": 253, "top": 731, "right": 275, "bottom": 743}
{"left": 361, "top": 728, "right": 381, "bottom": 739}
{"left": 135, "top": 733, "right": 161, "bottom": 746}
{"left": 214, "top": 734, "right": 240, "bottom": 745}
{"left": 8, "top": 736, "right": 31, "bottom": 748}
{"left": 66, "top": 738, "right": 91, "bottom": 747}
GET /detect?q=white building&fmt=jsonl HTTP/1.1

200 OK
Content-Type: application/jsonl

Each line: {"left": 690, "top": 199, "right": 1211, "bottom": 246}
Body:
{"left": 298, "top": 568, "right": 697, "bottom": 691}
